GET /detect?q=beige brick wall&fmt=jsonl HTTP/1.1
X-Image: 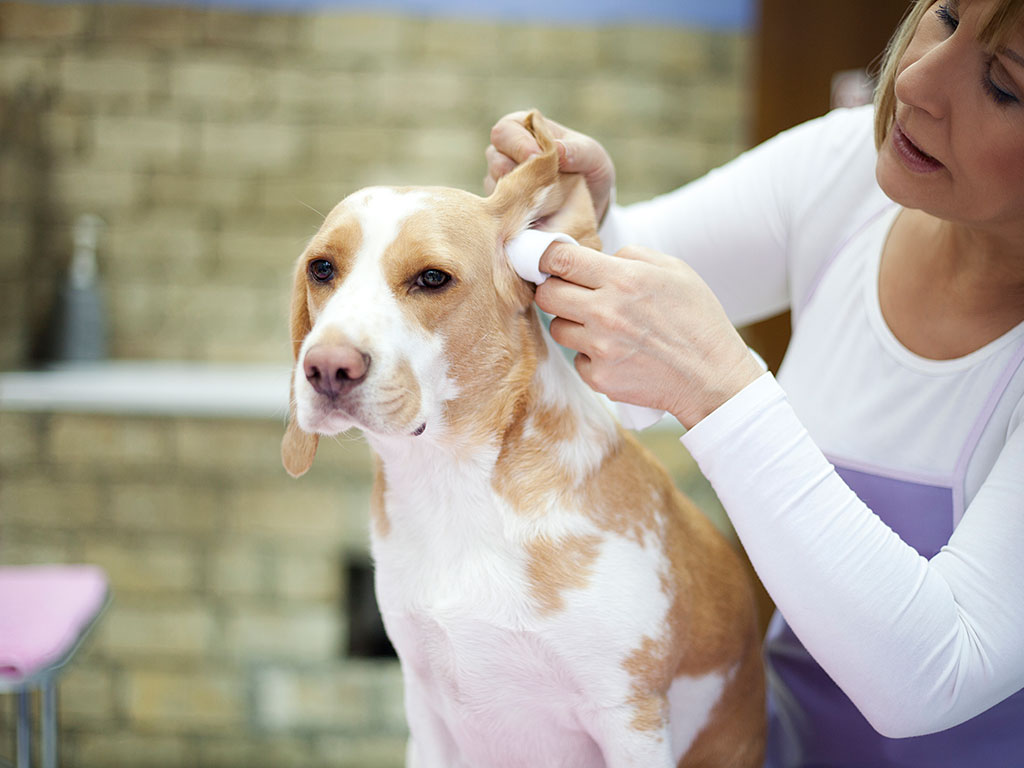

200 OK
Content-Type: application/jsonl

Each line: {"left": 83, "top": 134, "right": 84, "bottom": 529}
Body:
{"left": 0, "top": 0, "right": 751, "bottom": 370}
{"left": 1, "top": 2, "right": 750, "bottom": 765}
{"left": 0, "top": 410, "right": 390, "bottom": 767}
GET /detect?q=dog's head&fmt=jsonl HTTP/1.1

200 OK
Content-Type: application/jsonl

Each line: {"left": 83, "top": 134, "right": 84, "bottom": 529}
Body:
{"left": 282, "top": 111, "right": 599, "bottom": 477}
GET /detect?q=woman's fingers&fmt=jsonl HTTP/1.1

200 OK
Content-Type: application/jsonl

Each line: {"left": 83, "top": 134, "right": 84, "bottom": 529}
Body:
{"left": 538, "top": 242, "right": 615, "bottom": 289}
{"left": 484, "top": 111, "right": 615, "bottom": 223}
{"left": 490, "top": 112, "right": 542, "bottom": 162}
{"left": 612, "top": 243, "right": 676, "bottom": 267}
{"left": 535, "top": 276, "right": 594, "bottom": 326}
{"left": 547, "top": 315, "right": 589, "bottom": 353}
{"left": 483, "top": 145, "right": 517, "bottom": 194}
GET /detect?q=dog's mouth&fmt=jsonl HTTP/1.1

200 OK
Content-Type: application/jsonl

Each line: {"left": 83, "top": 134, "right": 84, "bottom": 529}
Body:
{"left": 294, "top": 341, "right": 435, "bottom": 440}
{"left": 301, "top": 389, "right": 427, "bottom": 439}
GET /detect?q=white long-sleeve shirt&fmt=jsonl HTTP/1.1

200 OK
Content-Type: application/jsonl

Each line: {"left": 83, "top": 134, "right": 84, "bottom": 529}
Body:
{"left": 599, "top": 106, "right": 1024, "bottom": 756}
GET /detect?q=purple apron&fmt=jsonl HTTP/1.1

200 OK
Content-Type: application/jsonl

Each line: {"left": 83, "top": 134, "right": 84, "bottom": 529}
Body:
{"left": 765, "top": 201, "right": 1024, "bottom": 766}
{"left": 763, "top": 465, "right": 1024, "bottom": 767}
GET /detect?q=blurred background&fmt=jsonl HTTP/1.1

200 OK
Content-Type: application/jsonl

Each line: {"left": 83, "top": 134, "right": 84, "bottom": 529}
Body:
{"left": 0, "top": 0, "right": 906, "bottom": 765}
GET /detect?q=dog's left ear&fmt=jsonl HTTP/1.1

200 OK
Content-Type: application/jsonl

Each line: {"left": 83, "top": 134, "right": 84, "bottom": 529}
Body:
{"left": 282, "top": 381, "right": 319, "bottom": 478}
{"left": 486, "top": 110, "right": 601, "bottom": 250}
{"left": 281, "top": 258, "right": 319, "bottom": 478}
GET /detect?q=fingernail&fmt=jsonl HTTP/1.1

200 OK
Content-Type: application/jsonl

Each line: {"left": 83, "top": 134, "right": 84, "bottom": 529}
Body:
{"left": 555, "top": 139, "right": 570, "bottom": 165}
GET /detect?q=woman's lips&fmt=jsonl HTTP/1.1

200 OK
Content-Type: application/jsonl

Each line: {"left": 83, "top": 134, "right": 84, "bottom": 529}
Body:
{"left": 892, "top": 122, "right": 944, "bottom": 173}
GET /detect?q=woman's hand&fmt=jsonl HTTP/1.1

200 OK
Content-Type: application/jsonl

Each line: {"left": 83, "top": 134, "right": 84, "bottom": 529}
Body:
{"left": 485, "top": 111, "right": 616, "bottom": 226}
{"left": 535, "top": 241, "right": 765, "bottom": 430}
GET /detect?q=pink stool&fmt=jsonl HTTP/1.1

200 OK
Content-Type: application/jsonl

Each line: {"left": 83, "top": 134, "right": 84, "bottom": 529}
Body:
{"left": 0, "top": 565, "right": 110, "bottom": 768}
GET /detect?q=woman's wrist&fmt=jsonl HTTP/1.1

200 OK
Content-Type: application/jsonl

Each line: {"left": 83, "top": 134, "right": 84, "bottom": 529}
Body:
{"left": 671, "top": 349, "right": 766, "bottom": 430}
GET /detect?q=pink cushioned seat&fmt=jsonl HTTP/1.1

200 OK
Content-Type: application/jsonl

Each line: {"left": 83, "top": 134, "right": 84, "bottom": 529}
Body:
{"left": 0, "top": 564, "right": 108, "bottom": 680}
{"left": 0, "top": 564, "right": 110, "bottom": 768}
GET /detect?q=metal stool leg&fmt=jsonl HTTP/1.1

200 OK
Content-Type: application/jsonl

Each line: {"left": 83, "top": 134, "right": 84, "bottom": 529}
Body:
{"left": 15, "top": 690, "right": 30, "bottom": 768}
{"left": 42, "top": 679, "right": 58, "bottom": 768}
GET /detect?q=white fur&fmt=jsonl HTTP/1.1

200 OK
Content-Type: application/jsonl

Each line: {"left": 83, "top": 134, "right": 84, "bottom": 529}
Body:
{"left": 292, "top": 188, "right": 740, "bottom": 767}
{"left": 369, "top": 349, "right": 688, "bottom": 767}
{"left": 669, "top": 670, "right": 731, "bottom": 763}
{"left": 294, "top": 188, "right": 456, "bottom": 438}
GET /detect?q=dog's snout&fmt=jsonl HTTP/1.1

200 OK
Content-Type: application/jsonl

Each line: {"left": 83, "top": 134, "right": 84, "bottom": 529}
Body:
{"left": 304, "top": 343, "right": 371, "bottom": 397}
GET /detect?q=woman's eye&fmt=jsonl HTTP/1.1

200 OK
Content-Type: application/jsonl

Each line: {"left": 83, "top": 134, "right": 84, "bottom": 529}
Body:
{"left": 308, "top": 259, "right": 335, "bottom": 283}
{"left": 935, "top": 3, "right": 958, "bottom": 30}
{"left": 983, "top": 71, "right": 1019, "bottom": 105}
{"left": 415, "top": 269, "right": 451, "bottom": 290}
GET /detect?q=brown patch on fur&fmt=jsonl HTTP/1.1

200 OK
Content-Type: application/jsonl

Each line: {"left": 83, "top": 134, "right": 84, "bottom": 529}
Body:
{"left": 581, "top": 430, "right": 667, "bottom": 544}
{"left": 623, "top": 635, "right": 672, "bottom": 731}
{"left": 533, "top": 400, "right": 577, "bottom": 442}
{"left": 578, "top": 432, "right": 678, "bottom": 732}
{"left": 371, "top": 457, "right": 390, "bottom": 538}
{"left": 330, "top": 187, "right": 539, "bottom": 452}
{"left": 491, "top": 388, "right": 600, "bottom": 517}
{"left": 383, "top": 189, "right": 507, "bottom": 335}
{"left": 577, "top": 429, "right": 764, "bottom": 758}
{"left": 525, "top": 534, "right": 602, "bottom": 615}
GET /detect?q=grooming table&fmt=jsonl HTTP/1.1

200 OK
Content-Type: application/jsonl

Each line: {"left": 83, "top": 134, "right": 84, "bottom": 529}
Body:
{"left": 0, "top": 565, "right": 110, "bottom": 768}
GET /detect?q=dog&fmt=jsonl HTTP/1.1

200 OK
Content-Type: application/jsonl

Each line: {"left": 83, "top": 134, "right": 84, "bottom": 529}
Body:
{"left": 281, "top": 111, "right": 765, "bottom": 767}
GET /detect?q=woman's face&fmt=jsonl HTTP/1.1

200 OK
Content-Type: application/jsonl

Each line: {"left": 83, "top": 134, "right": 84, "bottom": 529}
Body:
{"left": 875, "top": 0, "right": 1024, "bottom": 229}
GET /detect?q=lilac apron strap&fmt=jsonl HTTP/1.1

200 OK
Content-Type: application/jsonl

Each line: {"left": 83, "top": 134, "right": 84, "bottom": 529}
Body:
{"left": 952, "top": 338, "right": 1024, "bottom": 525}
{"left": 794, "top": 202, "right": 898, "bottom": 322}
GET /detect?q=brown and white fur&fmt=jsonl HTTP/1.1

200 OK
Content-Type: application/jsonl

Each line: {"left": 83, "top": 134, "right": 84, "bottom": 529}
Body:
{"left": 282, "top": 112, "right": 765, "bottom": 768}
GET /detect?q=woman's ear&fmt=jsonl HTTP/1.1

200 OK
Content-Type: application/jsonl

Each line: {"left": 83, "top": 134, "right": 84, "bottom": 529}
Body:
{"left": 281, "top": 258, "right": 319, "bottom": 477}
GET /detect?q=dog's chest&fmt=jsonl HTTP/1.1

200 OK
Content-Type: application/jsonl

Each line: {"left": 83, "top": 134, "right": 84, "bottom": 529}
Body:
{"left": 381, "top": 608, "right": 604, "bottom": 766}
{"left": 384, "top": 609, "right": 573, "bottom": 709}
{"left": 366, "top": 441, "right": 685, "bottom": 763}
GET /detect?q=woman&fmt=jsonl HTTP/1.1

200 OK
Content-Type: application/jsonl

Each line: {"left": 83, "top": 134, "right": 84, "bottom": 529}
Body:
{"left": 486, "top": 0, "right": 1024, "bottom": 765}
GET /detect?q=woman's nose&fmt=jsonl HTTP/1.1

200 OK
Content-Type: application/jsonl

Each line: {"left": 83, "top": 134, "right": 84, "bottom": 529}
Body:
{"left": 894, "top": 35, "right": 958, "bottom": 119}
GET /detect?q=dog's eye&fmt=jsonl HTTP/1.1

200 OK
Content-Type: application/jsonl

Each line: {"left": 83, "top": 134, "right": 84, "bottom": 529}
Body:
{"left": 308, "top": 259, "right": 335, "bottom": 283}
{"left": 416, "top": 269, "right": 451, "bottom": 290}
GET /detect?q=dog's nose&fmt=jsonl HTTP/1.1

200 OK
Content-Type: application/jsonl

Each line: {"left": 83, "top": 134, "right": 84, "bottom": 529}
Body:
{"left": 303, "top": 344, "right": 371, "bottom": 397}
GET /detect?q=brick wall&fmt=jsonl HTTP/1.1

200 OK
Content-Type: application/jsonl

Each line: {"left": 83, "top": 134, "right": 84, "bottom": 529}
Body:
{"left": 1, "top": 408, "right": 399, "bottom": 766}
{"left": 0, "top": 0, "right": 751, "bottom": 369}
{"left": 1, "top": 2, "right": 750, "bottom": 765}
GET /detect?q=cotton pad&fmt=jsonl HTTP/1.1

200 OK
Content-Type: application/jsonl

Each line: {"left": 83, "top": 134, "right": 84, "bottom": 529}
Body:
{"left": 505, "top": 228, "right": 666, "bottom": 430}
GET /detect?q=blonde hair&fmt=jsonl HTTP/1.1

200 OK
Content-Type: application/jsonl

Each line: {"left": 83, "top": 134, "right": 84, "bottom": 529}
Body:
{"left": 873, "top": 0, "right": 1024, "bottom": 148}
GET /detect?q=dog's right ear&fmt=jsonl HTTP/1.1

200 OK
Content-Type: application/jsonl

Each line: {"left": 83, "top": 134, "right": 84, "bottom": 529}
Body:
{"left": 281, "top": 258, "right": 319, "bottom": 478}
{"left": 486, "top": 110, "right": 601, "bottom": 249}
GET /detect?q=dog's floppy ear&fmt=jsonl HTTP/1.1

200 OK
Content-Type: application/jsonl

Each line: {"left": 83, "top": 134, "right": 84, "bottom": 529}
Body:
{"left": 281, "top": 259, "right": 319, "bottom": 478}
{"left": 487, "top": 110, "right": 601, "bottom": 250}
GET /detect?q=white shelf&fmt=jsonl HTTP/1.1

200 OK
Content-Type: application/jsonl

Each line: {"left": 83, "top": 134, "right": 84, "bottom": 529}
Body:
{"left": 0, "top": 362, "right": 293, "bottom": 420}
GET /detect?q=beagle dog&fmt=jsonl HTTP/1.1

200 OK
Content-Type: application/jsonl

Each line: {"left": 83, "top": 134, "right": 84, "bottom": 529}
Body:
{"left": 282, "top": 112, "right": 765, "bottom": 767}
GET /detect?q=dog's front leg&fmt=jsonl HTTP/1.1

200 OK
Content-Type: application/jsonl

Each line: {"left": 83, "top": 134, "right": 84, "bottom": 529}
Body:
{"left": 587, "top": 703, "right": 675, "bottom": 768}
{"left": 403, "top": 676, "right": 461, "bottom": 768}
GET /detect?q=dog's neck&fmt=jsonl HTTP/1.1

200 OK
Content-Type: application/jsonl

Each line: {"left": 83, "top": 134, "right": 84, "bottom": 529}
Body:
{"left": 365, "top": 311, "right": 619, "bottom": 518}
